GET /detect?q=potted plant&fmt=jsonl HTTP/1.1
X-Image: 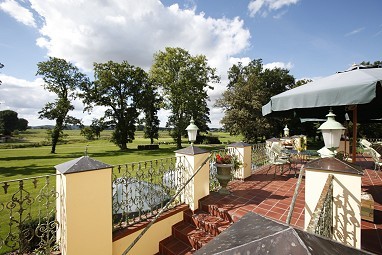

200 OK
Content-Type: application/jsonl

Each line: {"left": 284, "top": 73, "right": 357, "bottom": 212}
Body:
{"left": 215, "top": 152, "right": 241, "bottom": 194}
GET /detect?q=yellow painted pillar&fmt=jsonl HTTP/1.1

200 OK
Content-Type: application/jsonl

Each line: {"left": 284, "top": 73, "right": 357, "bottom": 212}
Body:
{"left": 56, "top": 156, "right": 113, "bottom": 255}
{"left": 175, "top": 146, "right": 210, "bottom": 211}
{"left": 304, "top": 157, "right": 362, "bottom": 249}
{"left": 228, "top": 142, "right": 252, "bottom": 179}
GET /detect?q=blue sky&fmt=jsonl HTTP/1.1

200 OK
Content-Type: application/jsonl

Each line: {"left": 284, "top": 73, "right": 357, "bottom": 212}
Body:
{"left": 0, "top": 0, "right": 381, "bottom": 127}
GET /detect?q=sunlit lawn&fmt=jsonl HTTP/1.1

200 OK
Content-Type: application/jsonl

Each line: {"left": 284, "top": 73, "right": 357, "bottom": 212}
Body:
{"left": 0, "top": 128, "right": 243, "bottom": 253}
{"left": 0, "top": 129, "right": 240, "bottom": 182}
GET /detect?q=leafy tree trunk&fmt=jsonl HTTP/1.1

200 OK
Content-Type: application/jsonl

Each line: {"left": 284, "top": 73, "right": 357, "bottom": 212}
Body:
{"left": 51, "top": 118, "right": 63, "bottom": 154}
{"left": 120, "top": 131, "right": 128, "bottom": 150}
{"left": 176, "top": 132, "right": 182, "bottom": 149}
{"left": 37, "top": 57, "right": 87, "bottom": 153}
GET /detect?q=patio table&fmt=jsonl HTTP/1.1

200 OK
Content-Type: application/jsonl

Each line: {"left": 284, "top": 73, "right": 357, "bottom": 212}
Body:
{"left": 285, "top": 150, "right": 319, "bottom": 174}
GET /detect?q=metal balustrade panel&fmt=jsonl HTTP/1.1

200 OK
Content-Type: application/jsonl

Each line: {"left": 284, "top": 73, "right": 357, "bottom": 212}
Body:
{"left": 251, "top": 143, "right": 268, "bottom": 170}
{"left": 112, "top": 157, "right": 186, "bottom": 230}
{"left": 0, "top": 175, "right": 59, "bottom": 255}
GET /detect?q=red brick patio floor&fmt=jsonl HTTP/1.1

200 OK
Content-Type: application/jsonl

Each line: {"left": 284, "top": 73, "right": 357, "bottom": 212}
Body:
{"left": 200, "top": 155, "right": 382, "bottom": 254}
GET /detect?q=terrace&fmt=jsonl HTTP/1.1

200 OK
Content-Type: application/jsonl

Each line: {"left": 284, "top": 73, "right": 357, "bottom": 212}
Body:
{"left": 193, "top": 155, "right": 382, "bottom": 254}
{"left": 1, "top": 141, "right": 382, "bottom": 255}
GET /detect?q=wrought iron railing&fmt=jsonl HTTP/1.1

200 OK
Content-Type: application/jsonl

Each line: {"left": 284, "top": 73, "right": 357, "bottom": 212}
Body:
{"left": 112, "top": 157, "right": 187, "bottom": 230}
{"left": 365, "top": 138, "right": 382, "bottom": 144}
{"left": 306, "top": 174, "right": 334, "bottom": 238}
{"left": 252, "top": 143, "right": 268, "bottom": 170}
{"left": 0, "top": 175, "right": 59, "bottom": 255}
{"left": 121, "top": 154, "right": 211, "bottom": 255}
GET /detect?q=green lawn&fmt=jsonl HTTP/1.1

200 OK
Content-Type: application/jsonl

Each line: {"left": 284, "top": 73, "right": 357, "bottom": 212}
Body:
{"left": 0, "top": 129, "right": 243, "bottom": 253}
{"left": 0, "top": 129, "right": 240, "bottom": 182}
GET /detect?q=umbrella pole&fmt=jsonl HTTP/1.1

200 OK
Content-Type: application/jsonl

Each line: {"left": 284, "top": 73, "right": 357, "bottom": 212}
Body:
{"left": 352, "top": 106, "right": 358, "bottom": 163}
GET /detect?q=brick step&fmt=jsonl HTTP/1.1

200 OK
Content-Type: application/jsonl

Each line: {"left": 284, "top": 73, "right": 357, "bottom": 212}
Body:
{"left": 158, "top": 235, "right": 194, "bottom": 255}
{"left": 158, "top": 203, "right": 233, "bottom": 255}
{"left": 184, "top": 209, "right": 232, "bottom": 236}
{"left": 172, "top": 221, "right": 214, "bottom": 250}
{"left": 199, "top": 202, "right": 232, "bottom": 223}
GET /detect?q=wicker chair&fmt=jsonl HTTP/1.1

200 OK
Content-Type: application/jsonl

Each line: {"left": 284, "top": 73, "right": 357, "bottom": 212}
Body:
{"left": 360, "top": 139, "right": 372, "bottom": 156}
{"left": 369, "top": 147, "right": 382, "bottom": 172}
{"left": 268, "top": 143, "right": 291, "bottom": 178}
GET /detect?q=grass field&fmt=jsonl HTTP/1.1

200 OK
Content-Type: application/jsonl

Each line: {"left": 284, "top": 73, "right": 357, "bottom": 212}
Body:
{"left": 0, "top": 129, "right": 244, "bottom": 253}
{"left": 0, "top": 129, "right": 242, "bottom": 182}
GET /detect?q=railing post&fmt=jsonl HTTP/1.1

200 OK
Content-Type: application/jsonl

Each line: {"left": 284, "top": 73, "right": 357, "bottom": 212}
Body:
{"left": 175, "top": 146, "right": 210, "bottom": 211}
{"left": 55, "top": 156, "right": 113, "bottom": 255}
{"left": 228, "top": 142, "right": 252, "bottom": 179}
{"left": 304, "top": 157, "right": 362, "bottom": 249}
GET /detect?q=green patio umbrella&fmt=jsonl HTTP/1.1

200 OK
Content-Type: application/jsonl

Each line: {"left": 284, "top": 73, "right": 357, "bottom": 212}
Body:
{"left": 262, "top": 66, "right": 382, "bottom": 162}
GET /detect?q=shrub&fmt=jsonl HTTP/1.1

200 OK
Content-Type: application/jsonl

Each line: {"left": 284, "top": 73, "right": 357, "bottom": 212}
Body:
{"left": 195, "top": 135, "right": 221, "bottom": 145}
{"left": 137, "top": 144, "right": 159, "bottom": 150}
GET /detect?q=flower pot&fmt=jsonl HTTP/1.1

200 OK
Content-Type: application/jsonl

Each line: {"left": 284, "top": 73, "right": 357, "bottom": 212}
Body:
{"left": 215, "top": 163, "right": 233, "bottom": 194}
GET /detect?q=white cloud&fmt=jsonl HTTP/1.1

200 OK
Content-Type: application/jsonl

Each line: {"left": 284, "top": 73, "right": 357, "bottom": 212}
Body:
{"left": 0, "top": 74, "right": 53, "bottom": 125}
{"left": 0, "top": 0, "right": 36, "bottom": 27}
{"left": 248, "top": 0, "right": 299, "bottom": 17}
{"left": 0, "top": 74, "right": 111, "bottom": 126}
{"left": 345, "top": 27, "right": 365, "bottom": 37}
{"left": 19, "top": 0, "right": 250, "bottom": 127}
{"left": 264, "top": 61, "right": 293, "bottom": 70}
{"left": 1, "top": 0, "right": 254, "bottom": 128}
{"left": 229, "top": 57, "right": 252, "bottom": 66}
{"left": 29, "top": 0, "right": 250, "bottom": 73}
{"left": 273, "top": 10, "right": 288, "bottom": 19}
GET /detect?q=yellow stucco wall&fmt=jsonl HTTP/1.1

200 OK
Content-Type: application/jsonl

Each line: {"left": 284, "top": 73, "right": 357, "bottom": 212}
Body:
{"left": 112, "top": 211, "right": 184, "bottom": 255}
{"left": 57, "top": 168, "right": 113, "bottom": 255}
{"left": 176, "top": 152, "right": 210, "bottom": 211}
{"left": 305, "top": 169, "right": 361, "bottom": 248}
{"left": 228, "top": 146, "right": 252, "bottom": 179}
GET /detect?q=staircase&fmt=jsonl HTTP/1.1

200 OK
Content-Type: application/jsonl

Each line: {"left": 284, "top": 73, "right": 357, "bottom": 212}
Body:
{"left": 157, "top": 200, "right": 233, "bottom": 255}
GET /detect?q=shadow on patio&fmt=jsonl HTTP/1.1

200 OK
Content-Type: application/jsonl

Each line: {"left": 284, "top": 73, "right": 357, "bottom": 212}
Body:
{"left": 198, "top": 155, "right": 382, "bottom": 254}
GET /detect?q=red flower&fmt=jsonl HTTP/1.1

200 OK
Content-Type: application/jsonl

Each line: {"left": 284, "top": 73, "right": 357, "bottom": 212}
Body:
{"left": 216, "top": 154, "right": 232, "bottom": 164}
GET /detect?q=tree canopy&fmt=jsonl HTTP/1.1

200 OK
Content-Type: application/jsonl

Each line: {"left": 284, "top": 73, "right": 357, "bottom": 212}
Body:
{"left": 79, "top": 61, "right": 148, "bottom": 150}
{"left": 37, "top": 57, "right": 88, "bottom": 153}
{"left": 142, "top": 79, "right": 161, "bottom": 144}
{"left": 216, "top": 59, "right": 295, "bottom": 142}
{"left": 150, "top": 47, "right": 219, "bottom": 148}
{"left": 0, "top": 110, "right": 28, "bottom": 136}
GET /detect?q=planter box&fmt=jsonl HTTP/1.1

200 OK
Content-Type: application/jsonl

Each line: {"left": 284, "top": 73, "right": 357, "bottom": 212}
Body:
{"left": 361, "top": 192, "right": 374, "bottom": 222}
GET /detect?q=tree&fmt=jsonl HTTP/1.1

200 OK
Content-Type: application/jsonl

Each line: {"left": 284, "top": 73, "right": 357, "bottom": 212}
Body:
{"left": 142, "top": 79, "right": 160, "bottom": 144}
{"left": 79, "top": 61, "right": 147, "bottom": 150}
{"left": 0, "top": 110, "right": 28, "bottom": 135}
{"left": 360, "top": 60, "right": 382, "bottom": 67}
{"left": 80, "top": 126, "right": 95, "bottom": 140}
{"left": 150, "top": 47, "right": 219, "bottom": 149}
{"left": 216, "top": 59, "right": 295, "bottom": 142}
{"left": 0, "top": 110, "right": 19, "bottom": 135}
{"left": 18, "top": 118, "right": 29, "bottom": 131}
{"left": 37, "top": 57, "right": 88, "bottom": 153}
{"left": 293, "top": 78, "right": 312, "bottom": 89}
{"left": 90, "top": 118, "right": 106, "bottom": 139}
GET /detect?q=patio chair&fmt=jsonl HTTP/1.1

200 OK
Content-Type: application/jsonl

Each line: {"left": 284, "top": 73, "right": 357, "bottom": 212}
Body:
{"left": 360, "top": 139, "right": 372, "bottom": 156}
{"left": 369, "top": 147, "right": 382, "bottom": 172}
{"left": 268, "top": 143, "right": 291, "bottom": 178}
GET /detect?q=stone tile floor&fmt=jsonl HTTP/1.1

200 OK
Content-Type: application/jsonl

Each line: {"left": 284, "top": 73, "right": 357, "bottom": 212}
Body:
{"left": 201, "top": 155, "right": 382, "bottom": 254}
